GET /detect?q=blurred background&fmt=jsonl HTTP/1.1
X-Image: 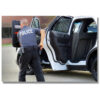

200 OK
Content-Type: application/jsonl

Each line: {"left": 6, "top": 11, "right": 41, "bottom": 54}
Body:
{"left": 2, "top": 16, "right": 55, "bottom": 44}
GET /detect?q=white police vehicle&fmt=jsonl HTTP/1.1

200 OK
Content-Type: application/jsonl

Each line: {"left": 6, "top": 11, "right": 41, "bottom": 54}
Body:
{"left": 12, "top": 16, "right": 97, "bottom": 81}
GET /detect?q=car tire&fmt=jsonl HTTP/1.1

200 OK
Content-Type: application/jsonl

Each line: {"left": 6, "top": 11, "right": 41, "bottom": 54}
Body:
{"left": 91, "top": 57, "right": 97, "bottom": 81}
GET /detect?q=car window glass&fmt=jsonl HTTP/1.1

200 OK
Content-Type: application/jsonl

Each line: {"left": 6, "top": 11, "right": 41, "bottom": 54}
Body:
{"left": 30, "top": 17, "right": 40, "bottom": 28}
{"left": 52, "top": 17, "right": 71, "bottom": 33}
{"left": 87, "top": 22, "right": 97, "bottom": 33}
{"left": 73, "top": 22, "right": 83, "bottom": 33}
{"left": 31, "top": 19, "right": 39, "bottom": 28}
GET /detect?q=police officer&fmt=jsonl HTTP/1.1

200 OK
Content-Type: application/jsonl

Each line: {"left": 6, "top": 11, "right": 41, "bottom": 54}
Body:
{"left": 17, "top": 18, "right": 45, "bottom": 82}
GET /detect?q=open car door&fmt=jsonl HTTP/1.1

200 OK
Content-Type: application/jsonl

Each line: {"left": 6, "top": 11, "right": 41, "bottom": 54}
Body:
{"left": 30, "top": 17, "right": 40, "bottom": 29}
{"left": 30, "top": 17, "right": 41, "bottom": 44}
{"left": 44, "top": 16, "right": 72, "bottom": 70}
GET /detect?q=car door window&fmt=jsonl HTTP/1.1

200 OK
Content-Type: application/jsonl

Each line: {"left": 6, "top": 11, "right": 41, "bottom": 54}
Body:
{"left": 52, "top": 17, "right": 71, "bottom": 33}
{"left": 73, "top": 22, "right": 83, "bottom": 33}
{"left": 30, "top": 17, "right": 40, "bottom": 28}
{"left": 87, "top": 22, "right": 97, "bottom": 33}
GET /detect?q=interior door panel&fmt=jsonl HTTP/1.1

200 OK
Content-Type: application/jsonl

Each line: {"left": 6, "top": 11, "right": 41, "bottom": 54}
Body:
{"left": 50, "top": 31, "right": 71, "bottom": 63}
{"left": 48, "top": 17, "right": 72, "bottom": 63}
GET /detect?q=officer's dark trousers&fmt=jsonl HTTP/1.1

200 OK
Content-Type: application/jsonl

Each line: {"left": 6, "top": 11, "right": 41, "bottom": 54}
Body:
{"left": 19, "top": 46, "right": 45, "bottom": 82}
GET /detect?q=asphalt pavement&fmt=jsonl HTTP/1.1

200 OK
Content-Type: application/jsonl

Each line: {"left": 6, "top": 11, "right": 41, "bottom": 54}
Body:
{"left": 2, "top": 46, "right": 96, "bottom": 83}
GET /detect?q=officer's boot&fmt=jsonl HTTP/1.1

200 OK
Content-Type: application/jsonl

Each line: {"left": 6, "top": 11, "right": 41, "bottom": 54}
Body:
{"left": 35, "top": 71, "right": 45, "bottom": 82}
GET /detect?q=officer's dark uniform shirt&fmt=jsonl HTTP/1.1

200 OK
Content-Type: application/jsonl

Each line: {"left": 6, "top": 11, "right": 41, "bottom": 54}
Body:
{"left": 17, "top": 26, "right": 40, "bottom": 47}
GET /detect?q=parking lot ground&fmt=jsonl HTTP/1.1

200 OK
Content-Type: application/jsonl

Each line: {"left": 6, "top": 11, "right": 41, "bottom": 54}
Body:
{"left": 2, "top": 46, "right": 96, "bottom": 83}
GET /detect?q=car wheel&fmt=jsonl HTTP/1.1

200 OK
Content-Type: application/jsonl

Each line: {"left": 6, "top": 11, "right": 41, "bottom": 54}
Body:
{"left": 91, "top": 57, "right": 97, "bottom": 81}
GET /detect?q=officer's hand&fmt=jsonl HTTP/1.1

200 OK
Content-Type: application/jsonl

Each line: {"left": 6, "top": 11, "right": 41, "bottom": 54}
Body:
{"left": 39, "top": 42, "right": 43, "bottom": 50}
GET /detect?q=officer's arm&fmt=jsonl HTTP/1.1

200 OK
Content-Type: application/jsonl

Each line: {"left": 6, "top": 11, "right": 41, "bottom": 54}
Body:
{"left": 39, "top": 29, "right": 45, "bottom": 50}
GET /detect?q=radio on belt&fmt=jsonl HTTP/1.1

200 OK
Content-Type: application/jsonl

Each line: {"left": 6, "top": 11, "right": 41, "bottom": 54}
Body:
{"left": 12, "top": 20, "right": 21, "bottom": 47}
